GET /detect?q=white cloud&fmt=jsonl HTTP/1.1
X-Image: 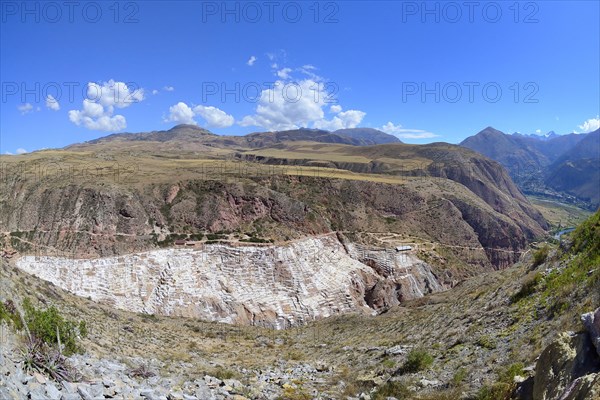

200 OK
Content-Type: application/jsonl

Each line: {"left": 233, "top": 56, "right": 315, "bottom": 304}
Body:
{"left": 277, "top": 68, "right": 292, "bottom": 79}
{"left": 163, "top": 86, "right": 175, "bottom": 92}
{"left": 86, "top": 79, "right": 144, "bottom": 109}
{"left": 16, "top": 148, "right": 27, "bottom": 154}
{"left": 380, "top": 122, "right": 439, "bottom": 139}
{"left": 45, "top": 95, "right": 60, "bottom": 111}
{"left": 193, "top": 105, "right": 234, "bottom": 128}
{"left": 68, "top": 80, "right": 143, "bottom": 132}
{"left": 314, "top": 110, "right": 366, "bottom": 131}
{"left": 164, "top": 102, "right": 196, "bottom": 125}
{"left": 330, "top": 104, "right": 342, "bottom": 113}
{"left": 247, "top": 56, "right": 257, "bottom": 66}
{"left": 298, "top": 65, "right": 321, "bottom": 81}
{"left": 578, "top": 116, "right": 600, "bottom": 133}
{"left": 239, "top": 62, "right": 365, "bottom": 132}
{"left": 18, "top": 103, "right": 33, "bottom": 115}
{"left": 535, "top": 129, "right": 542, "bottom": 134}
{"left": 152, "top": 89, "right": 159, "bottom": 95}
{"left": 239, "top": 79, "right": 330, "bottom": 131}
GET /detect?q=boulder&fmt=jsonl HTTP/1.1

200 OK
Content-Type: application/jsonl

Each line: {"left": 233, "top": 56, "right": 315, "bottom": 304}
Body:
{"left": 533, "top": 331, "right": 600, "bottom": 400}
{"left": 581, "top": 308, "right": 600, "bottom": 358}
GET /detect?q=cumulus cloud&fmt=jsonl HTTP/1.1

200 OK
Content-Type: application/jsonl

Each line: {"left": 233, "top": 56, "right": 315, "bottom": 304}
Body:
{"left": 239, "top": 79, "right": 331, "bottom": 131}
{"left": 163, "top": 86, "right": 175, "bottom": 92}
{"left": 164, "top": 102, "right": 234, "bottom": 128}
{"left": 247, "top": 56, "right": 257, "bottom": 66}
{"left": 380, "top": 122, "right": 439, "bottom": 139}
{"left": 164, "top": 102, "right": 196, "bottom": 125}
{"left": 18, "top": 103, "right": 33, "bottom": 115}
{"left": 277, "top": 68, "right": 292, "bottom": 79}
{"left": 578, "top": 116, "right": 600, "bottom": 133}
{"left": 16, "top": 148, "right": 27, "bottom": 154}
{"left": 152, "top": 89, "right": 159, "bottom": 95}
{"left": 330, "top": 104, "right": 342, "bottom": 113}
{"left": 313, "top": 109, "right": 366, "bottom": 131}
{"left": 68, "top": 80, "right": 143, "bottom": 132}
{"left": 45, "top": 95, "right": 60, "bottom": 111}
{"left": 239, "top": 68, "right": 366, "bottom": 132}
{"left": 535, "top": 129, "right": 542, "bottom": 134}
{"left": 193, "top": 105, "right": 234, "bottom": 128}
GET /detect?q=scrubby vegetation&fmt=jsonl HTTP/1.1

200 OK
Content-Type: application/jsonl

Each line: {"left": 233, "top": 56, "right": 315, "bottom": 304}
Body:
{"left": 1, "top": 296, "right": 87, "bottom": 381}
{"left": 531, "top": 245, "right": 549, "bottom": 267}
{"left": 397, "top": 348, "right": 434, "bottom": 374}
{"left": 475, "top": 363, "right": 524, "bottom": 400}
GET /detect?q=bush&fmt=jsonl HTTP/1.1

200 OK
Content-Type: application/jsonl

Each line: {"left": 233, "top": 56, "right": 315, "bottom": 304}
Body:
{"left": 21, "top": 337, "right": 78, "bottom": 382}
{"left": 451, "top": 367, "right": 468, "bottom": 387}
{"left": 372, "top": 381, "right": 411, "bottom": 399}
{"left": 532, "top": 245, "right": 549, "bottom": 267}
{"left": 510, "top": 272, "right": 542, "bottom": 303}
{"left": 476, "top": 363, "right": 524, "bottom": 400}
{"left": 23, "top": 298, "right": 86, "bottom": 356}
{"left": 0, "top": 300, "right": 23, "bottom": 329}
{"left": 398, "top": 348, "right": 433, "bottom": 374}
{"left": 476, "top": 335, "right": 497, "bottom": 350}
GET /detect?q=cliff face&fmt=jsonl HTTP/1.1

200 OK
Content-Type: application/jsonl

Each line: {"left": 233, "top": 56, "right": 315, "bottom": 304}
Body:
{"left": 13, "top": 234, "right": 442, "bottom": 328}
{"left": 1, "top": 174, "right": 544, "bottom": 272}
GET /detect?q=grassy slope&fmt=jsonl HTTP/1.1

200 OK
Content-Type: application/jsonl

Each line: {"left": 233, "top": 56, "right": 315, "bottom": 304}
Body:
{"left": 1, "top": 212, "right": 597, "bottom": 398}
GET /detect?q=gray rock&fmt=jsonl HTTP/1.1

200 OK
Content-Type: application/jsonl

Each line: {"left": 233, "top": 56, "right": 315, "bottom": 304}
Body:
{"left": 76, "top": 384, "right": 94, "bottom": 400}
{"left": 194, "top": 384, "right": 215, "bottom": 400}
{"left": 88, "top": 384, "right": 104, "bottom": 398}
{"left": 45, "top": 383, "right": 61, "bottom": 399}
{"left": 61, "top": 394, "right": 83, "bottom": 400}
{"left": 581, "top": 308, "right": 600, "bottom": 357}
{"left": 140, "top": 388, "right": 158, "bottom": 399}
{"left": 533, "top": 331, "right": 600, "bottom": 400}
{"left": 61, "top": 381, "right": 78, "bottom": 394}
{"left": 384, "top": 345, "right": 409, "bottom": 355}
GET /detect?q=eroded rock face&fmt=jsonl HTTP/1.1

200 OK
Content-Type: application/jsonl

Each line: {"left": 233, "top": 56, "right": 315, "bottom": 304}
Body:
{"left": 14, "top": 234, "right": 442, "bottom": 328}
{"left": 532, "top": 331, "right": 600, "bottom": 400}
{"left": 582, "top": 308, "right": 600, "bottom": 358}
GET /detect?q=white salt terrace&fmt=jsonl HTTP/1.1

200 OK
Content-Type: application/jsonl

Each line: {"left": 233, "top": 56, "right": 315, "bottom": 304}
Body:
{"left": 15, "top": 234, "right": 441, "bottom": 329}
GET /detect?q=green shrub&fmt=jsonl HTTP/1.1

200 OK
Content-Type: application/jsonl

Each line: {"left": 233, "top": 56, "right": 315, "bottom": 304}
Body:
{"left": 372, "top": 381, "right": 411, "bottom": 399}
{"left": 381, "top": 358, "right": 396, "bottom": 369}
{"left": 476, "top": 363, "right": 524, "bottom": 400}
{"left": 0, "top": 300, "right": 22, "bottom": 329}
{"left": 532, "top": 245, "right": 549, "bottom": 267}
{"left": 476, "top": 382, "right": 513, "bottom": 400}
{"left": 451, "top": 367, "right": 468, "bottom": 386}
{"left": 510, "top": 272, "right": 542, "bottom": 303}
{"left": 23, "top": 298, "right": 86, "bottom": 356}
{"left": 476, "top": 335, "right": 497, "bottom": 350}
{"left": 399, "top": 348, "right": 433, "bottom": 374}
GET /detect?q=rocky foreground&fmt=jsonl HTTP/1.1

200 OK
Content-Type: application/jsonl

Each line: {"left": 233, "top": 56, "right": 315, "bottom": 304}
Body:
{"left": 1, "top": 307, "right": 599, "bottom": 400}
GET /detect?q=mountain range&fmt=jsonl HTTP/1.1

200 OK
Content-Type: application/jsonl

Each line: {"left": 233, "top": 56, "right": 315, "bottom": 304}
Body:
{"left": 461, "top": 127, "right": 600, "bottom": 210}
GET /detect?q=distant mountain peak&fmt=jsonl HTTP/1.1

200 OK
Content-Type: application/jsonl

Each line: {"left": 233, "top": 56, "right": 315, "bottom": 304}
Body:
{"left": 168, "top": 124, "right": 212, "bottom": 133}
{"left": 333, "top": 127, "right": 401, "bottom": 144}
{"left": 477, "top": 126, "right": 506, "bottom": 136}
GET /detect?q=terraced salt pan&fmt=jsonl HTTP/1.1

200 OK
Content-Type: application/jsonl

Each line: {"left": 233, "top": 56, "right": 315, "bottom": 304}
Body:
{"left": 15, "top": 234, "right": 441, "bottom": 328}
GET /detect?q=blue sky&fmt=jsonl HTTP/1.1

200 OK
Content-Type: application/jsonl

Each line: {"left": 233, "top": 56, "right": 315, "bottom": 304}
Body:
{"left": 1, "top": 1, "right": 599, "bottom": 154}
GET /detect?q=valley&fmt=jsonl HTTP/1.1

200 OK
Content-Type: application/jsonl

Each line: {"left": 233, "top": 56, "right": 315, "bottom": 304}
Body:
{"left": 0, "top": 125, "right": 598, "bottom": 399}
